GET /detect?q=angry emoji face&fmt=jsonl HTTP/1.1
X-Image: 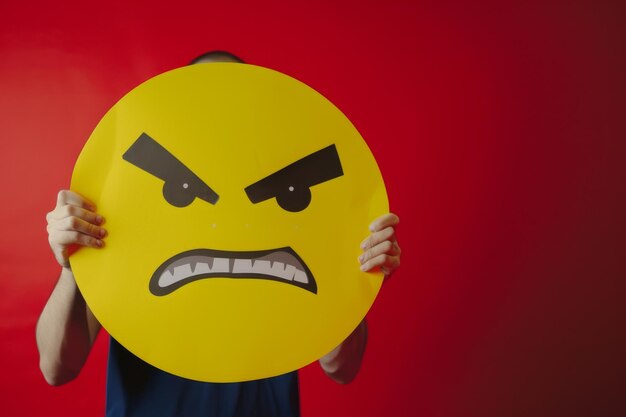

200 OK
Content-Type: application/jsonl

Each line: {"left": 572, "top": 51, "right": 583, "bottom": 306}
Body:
{"left": 71, "top": 63, "right": 388, "bottom": 382}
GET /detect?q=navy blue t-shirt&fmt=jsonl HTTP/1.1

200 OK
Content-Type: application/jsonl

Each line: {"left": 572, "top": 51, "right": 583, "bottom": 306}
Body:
{"left": 105, "top": 338, "right": 300, "bottom": 417}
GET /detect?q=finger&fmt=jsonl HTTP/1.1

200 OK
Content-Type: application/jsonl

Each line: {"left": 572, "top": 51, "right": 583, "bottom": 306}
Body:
{"left": 48, "top": 204, "right": 104, "bottom": 225}
{"left": 360, "top": 226, "right": 395, "bottom": 250}
{"left": 359, "top": 240, "right": 401, "bottom": 264}
{"left": 368, "top": 213, "right": 399, "bottom": 233}
{"left": 381, "top": 262, "right": 399, "bottom": 278}
{"left": 56, "top": 190, "right": 96, "bottom": 211}
{"left": 50, "top": 230, "right": 104, "bottom": 248}
{"left": 359, "top": 253, "right": 400, "bottom": 273}
{"left": 52, "top": 216, "right": 107, "bottom": 239}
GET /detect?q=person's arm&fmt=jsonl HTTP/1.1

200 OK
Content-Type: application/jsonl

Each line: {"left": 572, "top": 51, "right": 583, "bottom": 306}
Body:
{"left": 36, "top": 268, "right": 101, "bottom": 385}
{"left": 319, "top": 213, "right": 400, "bottom": 384}
{"left": 36, "top": 190, "right": 107, "bottom": 386}
{"left": 319, "top": 319, "right": 368, "bottom": 384}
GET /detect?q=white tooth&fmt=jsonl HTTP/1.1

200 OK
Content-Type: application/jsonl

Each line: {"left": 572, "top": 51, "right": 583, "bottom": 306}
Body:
{"left": 293, "top": 269, "right": 308, "bottom": 284}
{"left": 212, "top": 258, "right": 229, "bottom": 273}
{"left": 174, "top": 264, "right": 193, "bottom": 280}
{"left": 252, "top": 260, "right": 271, "bottom": 274}
{"left": 159, "top": 269, "right": 175, "bottom": 287}
{"left": 271, "top": 263, "right": 295, "bottom": 281}
{"left": 283, "top": 264, "right": 296, "bottom": 280}
{"left": 269, "top": 261, "right": 286, "bottom": 278}
{"left": 193, "top": 262, "right": 211, "bottom": 274}
{"left": 233, "top": 259, "right": 254, "bottom": 273}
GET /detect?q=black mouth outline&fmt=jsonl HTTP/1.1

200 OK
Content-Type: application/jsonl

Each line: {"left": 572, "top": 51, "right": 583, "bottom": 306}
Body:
{"left": 149, "top": 247, "right": 317, "bottom": 296}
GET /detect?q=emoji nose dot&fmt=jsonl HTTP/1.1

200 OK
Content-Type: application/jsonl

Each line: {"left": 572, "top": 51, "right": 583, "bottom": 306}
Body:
{"left": 288, "top": 186, "right": 294, "bottom": 192}
{"left": 183, "top": 183, "right": 189, "bottom": 189}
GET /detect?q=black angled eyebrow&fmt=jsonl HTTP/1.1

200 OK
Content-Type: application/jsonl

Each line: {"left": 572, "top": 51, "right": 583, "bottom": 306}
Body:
{"left": 122, "top": 133, "right": 219, "bottom": 205}
{"left": 244, "top": 144, "right": 343, "bottom": 204}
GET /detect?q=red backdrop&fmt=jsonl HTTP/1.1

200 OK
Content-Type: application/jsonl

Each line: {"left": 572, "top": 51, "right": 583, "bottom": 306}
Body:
{"left": 0, "top": 1, "right": 623, "bottom": 416}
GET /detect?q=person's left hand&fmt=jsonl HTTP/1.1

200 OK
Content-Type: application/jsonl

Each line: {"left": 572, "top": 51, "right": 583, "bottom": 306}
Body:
{"left": 358, "top": 213, "right": 401, "bottom": 278}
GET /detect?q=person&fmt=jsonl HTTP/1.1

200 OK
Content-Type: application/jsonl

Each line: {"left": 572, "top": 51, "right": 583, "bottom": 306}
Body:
{"left": 36, "top": 51, "right": 402, "bottom": 417}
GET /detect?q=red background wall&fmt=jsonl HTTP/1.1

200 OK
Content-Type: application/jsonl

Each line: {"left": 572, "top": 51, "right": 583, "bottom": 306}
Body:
{"left": 0, "top": 1, "right": 623, "bottom": 416}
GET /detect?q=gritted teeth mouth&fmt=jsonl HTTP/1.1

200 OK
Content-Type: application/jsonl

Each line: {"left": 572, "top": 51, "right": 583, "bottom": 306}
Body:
{"left": 149, "top": 248, "right": 317, "bottom": 296}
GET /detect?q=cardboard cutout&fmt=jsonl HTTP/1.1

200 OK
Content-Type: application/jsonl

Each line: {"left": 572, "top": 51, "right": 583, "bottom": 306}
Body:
{"left": 70, "top": 63, "right": 388, "bottom": 382}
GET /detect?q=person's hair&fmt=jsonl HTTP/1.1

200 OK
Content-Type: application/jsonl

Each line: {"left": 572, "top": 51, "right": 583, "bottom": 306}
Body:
{"left": 188, "top": 50, "right": 245, "bottom": 65}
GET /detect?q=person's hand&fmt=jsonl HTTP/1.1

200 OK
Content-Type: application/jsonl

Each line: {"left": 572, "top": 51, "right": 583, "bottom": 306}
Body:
{"left": 46, "top": 190, "right": 107, "bottom": 268}
{"left": 358, "top": 213, "right": 401, "bottom": 278}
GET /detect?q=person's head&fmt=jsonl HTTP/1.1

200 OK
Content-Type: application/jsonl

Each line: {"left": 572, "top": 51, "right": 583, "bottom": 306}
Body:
{"left": 188, "top": 50, "right": 245, "bottom": 65}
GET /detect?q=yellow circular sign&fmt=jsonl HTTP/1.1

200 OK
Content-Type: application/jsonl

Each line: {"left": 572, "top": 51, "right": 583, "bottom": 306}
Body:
{"left": 71, "top": 63, "right": 388, "bottom": 382}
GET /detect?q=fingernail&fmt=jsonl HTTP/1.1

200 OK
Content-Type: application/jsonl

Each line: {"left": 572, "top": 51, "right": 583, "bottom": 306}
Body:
{"left": 96, "top": 239, "right": 104, "bottom": 247}
{"left": 99, "top": 229, "right": 107, "bottom": 237}
{"left": 360, "top": 264, "right": 367, "bottom": 271}
{"left": 358, "top": 255, "right": 364, "bottom": 263}
{"left": 96, "top": 215, "right": 103, "bottom": 224}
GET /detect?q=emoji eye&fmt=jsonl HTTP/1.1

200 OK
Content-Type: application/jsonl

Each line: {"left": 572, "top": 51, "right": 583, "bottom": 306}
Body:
{"left": 123, "top": 133, "right": 219, "bottom": 207}
{"left": 162, "top": 180, "right": 196, "bottom": 207}
{"left": 275, "top": 185, "right": 312, "bottom": 212}
{"left": 245, "top": 145, "right": 344, "bottom": 213}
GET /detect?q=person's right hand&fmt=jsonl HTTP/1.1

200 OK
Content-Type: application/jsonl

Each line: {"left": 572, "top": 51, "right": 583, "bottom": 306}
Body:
{"left": 46, "top": 190, "right": 107, "bottom": 268}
